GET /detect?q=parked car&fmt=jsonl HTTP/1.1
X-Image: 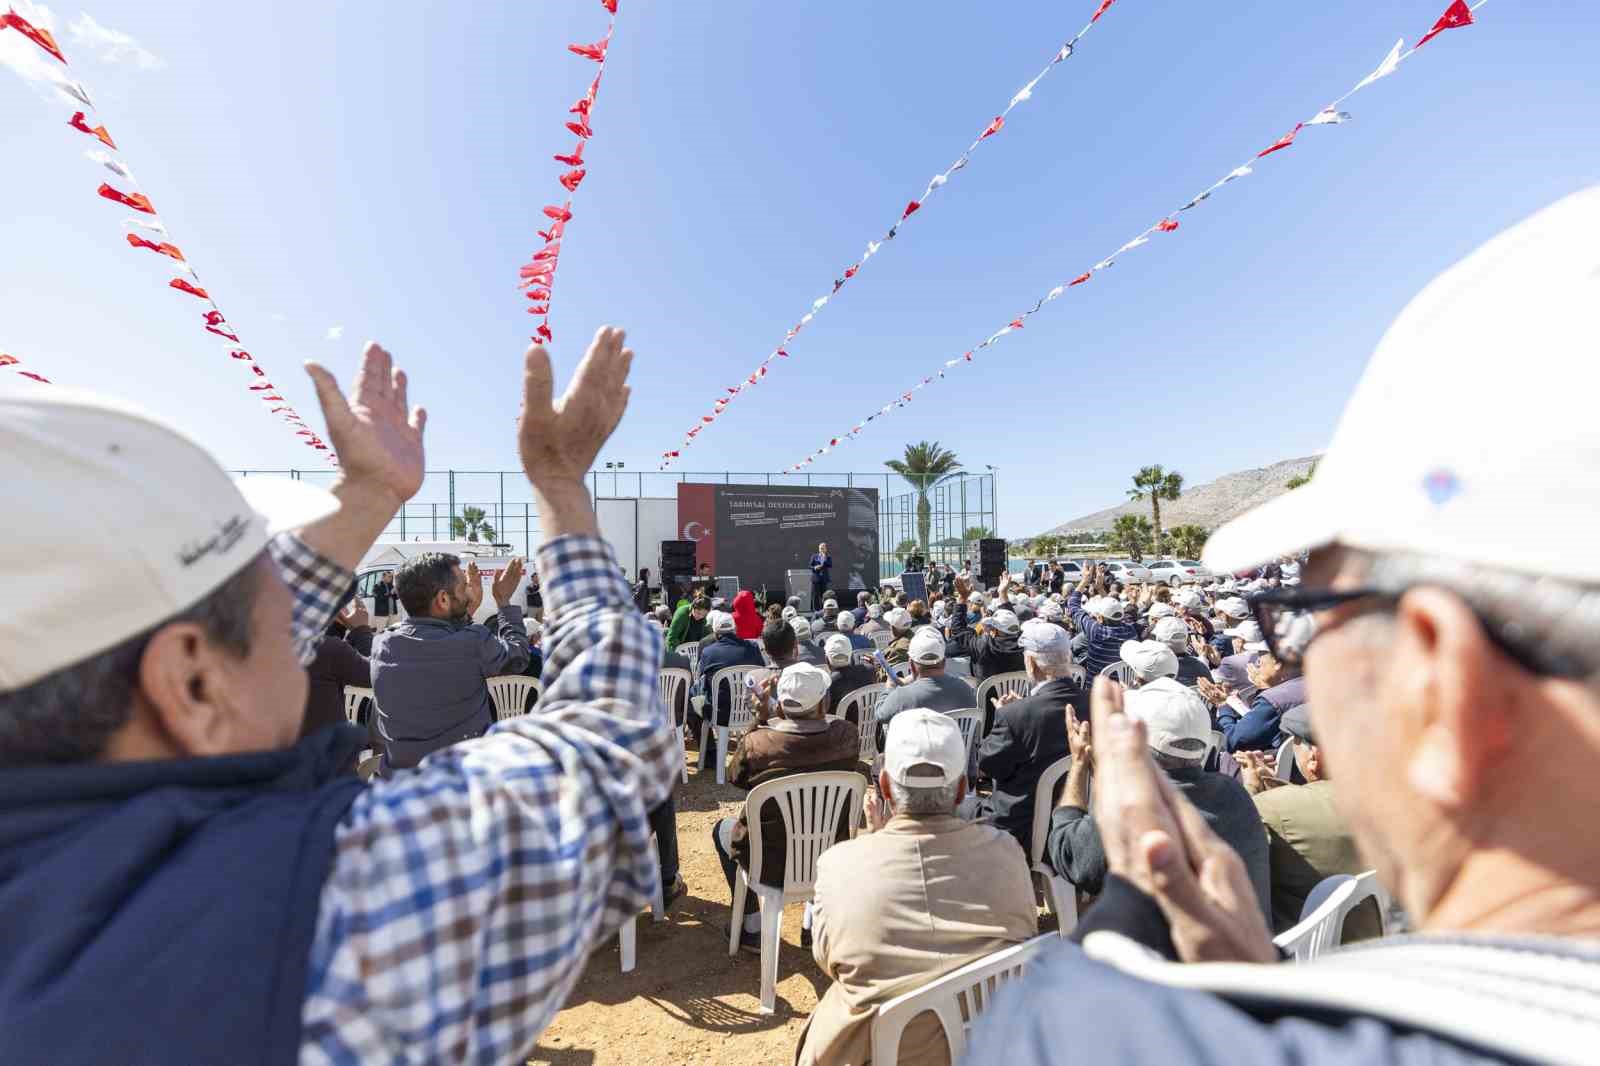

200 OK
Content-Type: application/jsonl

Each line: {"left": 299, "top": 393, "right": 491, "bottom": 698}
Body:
{"left": 1145, "top": 558, "right": 1215, "bottom": 586}
{"left": 1103, "top": 559, "right": 1153, "bottom": 583}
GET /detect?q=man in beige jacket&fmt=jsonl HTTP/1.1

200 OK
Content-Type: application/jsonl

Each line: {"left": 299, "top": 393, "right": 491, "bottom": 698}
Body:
{"left": 796, "top": 709, "right": 1037, "bottom": 1066}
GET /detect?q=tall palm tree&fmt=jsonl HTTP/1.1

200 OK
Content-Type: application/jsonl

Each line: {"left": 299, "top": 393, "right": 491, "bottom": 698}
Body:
{"left": 450, "top": 505, "right": 496, "bottom": 544}
{"left": 1110, "top": 514, "right": 1153, "bottom": 560}
{"left": 1128, "top": 465, "right": 1184, "bottom": 558}
{"left": 885, "top": 441, "right": 963, "bottom": 555}
{"left": 1168, "top": 524, "right": 1209, "bottom": 559}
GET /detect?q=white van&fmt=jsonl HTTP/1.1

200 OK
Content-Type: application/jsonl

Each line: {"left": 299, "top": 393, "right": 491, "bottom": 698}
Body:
{"left": 354, "top": 541, "right": 532, "bottom": 626}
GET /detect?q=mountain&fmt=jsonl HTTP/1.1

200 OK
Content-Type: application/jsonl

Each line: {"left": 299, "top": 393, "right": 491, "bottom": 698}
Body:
{"left": 1037, "top": 456, "right": 1320, "bottom": 537}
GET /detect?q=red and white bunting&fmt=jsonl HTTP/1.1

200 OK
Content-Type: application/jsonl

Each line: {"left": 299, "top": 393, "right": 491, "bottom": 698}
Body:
{"left": 517, "top": 0, "right": 618, "bottom": 346}
{"left": 659, "top": 0, "right": 1127, "bottom": 468}
{"left": 780, "top": 0, "right": 1489, "bottom": 472}
{"left": 0, "top": 351, "right": 52, "bottom": 384}
{"left": 2, "top": 5, "right": 332, "bottom": 459}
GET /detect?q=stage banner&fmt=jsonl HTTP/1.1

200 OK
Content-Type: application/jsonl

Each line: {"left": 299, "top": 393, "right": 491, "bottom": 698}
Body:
{"left": 676, "top": 483, "right": 880, "bottom": 599}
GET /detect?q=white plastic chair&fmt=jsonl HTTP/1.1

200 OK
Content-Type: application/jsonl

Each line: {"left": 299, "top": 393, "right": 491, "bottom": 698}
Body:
{"left": 851, "top": 649, "right": 878, "bottom": 667}
{"left": 1273, "top": 870, "right": 1389, "bottom": 961}
{"left": 974, "top": 671, "right": 1031, "bottom": 731}
{"left": 870, "top": 934, "right": 1056, "bottom": 1064}
{"left": 342, "top": 685, "right": 374, "bottom": 724}
{"left": 888, "top": 661, "right": 916, "bottom": 684}
{"left": 947, "top": 708, "right": 984, "bottom": 768}
{"left": 617, "top": 836, "right": 669, "bottom": 973}
{"left": 1274, "top": 738, "right": 1296, "bottom": 780}
{"left": 658, "top": 667, "right": 693, "bottom": 783}
{"left": 699, "top": 664, "right": 768, "bottom": 784}
{"left": 727, "top": 771, "right": 865, "bottom": 1013}
{"left": 486, "top": 675, "right": 541, "bottom": 720}
{"left": 1098, "top": 661, "right": 1137, "bottom": 685}
{"left": 869, "top": 629, "right": 893, "bottom": 650}
{"left": 836, "top": 683, "right": 889, "bottom": 763}
{"left": 682, "top": 641, "right": 701, "bottom": 675}
{"left": 1028, "top": 755, "right": 1079, "bottom": 934}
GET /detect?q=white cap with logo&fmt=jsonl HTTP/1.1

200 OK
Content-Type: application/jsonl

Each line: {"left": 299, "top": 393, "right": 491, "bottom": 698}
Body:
{"left": 776, "top": 663, "right": 831, "bottom": 715}
{"left": 1123, "top": 679, "right": 1213, "bottom": 759}
{"left": 1206, "top": 187, "right": 1600, "bottom": 582}
{"left": 908, "top": 627, "right": 947, "bottom": 665}
{"left": 824, "top": 633, "right": 854, "bottom": 666}
{"left": 0, "top": 388, "right": 339, "bottom": 692}
{"left": 988, "top": 609, "right": 1021, "bottom": 635}
{"left": 883, "top": 708, "right": 967, "bottom": 788}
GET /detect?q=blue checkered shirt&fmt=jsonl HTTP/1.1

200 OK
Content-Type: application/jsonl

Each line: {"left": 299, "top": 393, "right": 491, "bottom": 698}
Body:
{"left": 271, "top": 532, "right": 677, "bottom": 1064}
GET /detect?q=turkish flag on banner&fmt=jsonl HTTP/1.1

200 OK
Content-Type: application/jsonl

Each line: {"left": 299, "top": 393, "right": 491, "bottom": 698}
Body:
{"left": 980, "top": 116, "right": 1004, "bottom": 140}
{"left": 1416, "top": 0, "right": 1473, "bottom": 48}
{"left": 1091, "top": 0, "right": 1116, "bottom": 22}
{"left": 1257, "top": 123, "right": 1303, "bottom": 158}
{"left": 18, "top": 371, "right": 51, "bottom": 383}
{"left": 1157, "top": 218, "right": 1180, "bottom": 232}
{"left": 2, "top": 11, "right": 66, "bottom": 62}
{"left": 69, "top": 112, "right": 117, "bottom": 149}
{"left": 205, "top": 325, "right": 240, "bottom": 342}
{"left": 126, "top": 233, "right": 185, "bottom": 260}
{"left": 98, "top": 183, "right": 154, "bottom": 214}
{"left": 568, "top": 37, "right": 608, "bottom": 62}
{"left": 169, "top": 277, "right": 210, "bottom": 299}
{"left": 1069, "top": 272, "right": 1092, "bottom": 287}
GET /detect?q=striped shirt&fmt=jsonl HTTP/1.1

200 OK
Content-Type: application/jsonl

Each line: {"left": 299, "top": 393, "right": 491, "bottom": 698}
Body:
{"left": 1067, "top": 590, "right": 1142, "bottom": 677}
{"left": 291, "top": 532, "right": 678, "bottom": 1064}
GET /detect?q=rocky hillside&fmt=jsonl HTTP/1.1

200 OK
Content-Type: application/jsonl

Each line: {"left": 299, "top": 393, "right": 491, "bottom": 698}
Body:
{"left": 1040, "top": 456, "right": 1320, "bottom": 536}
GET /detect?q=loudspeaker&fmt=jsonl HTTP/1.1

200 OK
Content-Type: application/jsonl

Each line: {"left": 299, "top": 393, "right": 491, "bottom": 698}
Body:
{"left": 978, "top": 537, "right": 1008, "bottom": 588}
{"left": 660, "top": 540, "right": 696, "bottom": 604}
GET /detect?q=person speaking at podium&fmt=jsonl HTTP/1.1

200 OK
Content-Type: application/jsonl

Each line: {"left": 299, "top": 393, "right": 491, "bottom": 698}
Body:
{"left": 809, "top": 541, "right": 832, "bottom": 611}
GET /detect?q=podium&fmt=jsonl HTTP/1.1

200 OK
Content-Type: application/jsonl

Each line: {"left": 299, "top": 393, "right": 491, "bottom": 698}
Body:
{"left": 786, "top": 568, "right": 813, "bottom": 605}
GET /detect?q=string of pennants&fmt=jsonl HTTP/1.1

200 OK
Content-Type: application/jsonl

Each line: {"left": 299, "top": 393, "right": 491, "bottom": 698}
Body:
{"left": 782, "top": 0, "right": 1484, "bottom": 473}
{"left": 659, "top": 0, "right": 1124, "bottom": 469}
{"left": 0, "top": 352, "right": 51, "bottom": 384}
{"left": 0, "top": 6, "right": 333, "bottom": 460}
{"left": 517, "top": 0, "right": 619, "bottom": 344}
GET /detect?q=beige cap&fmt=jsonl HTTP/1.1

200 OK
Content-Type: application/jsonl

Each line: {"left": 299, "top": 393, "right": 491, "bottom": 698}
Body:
{"left": 0, "top": 387, "right": 338, "bottom": 692}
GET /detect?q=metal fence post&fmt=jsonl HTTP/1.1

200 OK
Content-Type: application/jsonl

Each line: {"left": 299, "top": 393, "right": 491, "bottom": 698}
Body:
{"left": 448, "top": 471, "right": 456, "bottom": 537}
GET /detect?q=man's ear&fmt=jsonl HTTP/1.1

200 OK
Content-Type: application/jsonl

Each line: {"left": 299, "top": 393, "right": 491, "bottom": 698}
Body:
{"left": 1389, "top": 587, "right": 1515, "bottom": 809}
{"left": 136, "top": 622, "right": 235, "bottom": 757}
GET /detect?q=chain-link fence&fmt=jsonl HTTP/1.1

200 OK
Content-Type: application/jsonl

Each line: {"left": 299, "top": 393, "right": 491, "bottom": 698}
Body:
{"left": 233, "top": 468, "right": 997, "bottom": 582}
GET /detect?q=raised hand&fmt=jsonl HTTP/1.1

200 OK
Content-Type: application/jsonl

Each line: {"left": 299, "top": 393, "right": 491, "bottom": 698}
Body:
{"left": 463, "top": 561, "right": 484, "bottom": 616}
{"left": 518, "top": 326, "right": 632, "bottom": 485}
{"left": 340, "top": 597, "right": 369, "bottom": 630}
{"left": 492, "top": 558, "right": 525, "bottom": 607}
{"left": 305, "top": 342, "right": 426, "bottom": 509}
{"left": 1066, "top": 713, "right": 1092, "bottom": 767}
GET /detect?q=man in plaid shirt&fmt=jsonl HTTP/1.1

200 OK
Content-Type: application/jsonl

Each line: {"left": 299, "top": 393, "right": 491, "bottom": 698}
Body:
{"left": 0, "top": 327, "right": 675, "bottom": 1065}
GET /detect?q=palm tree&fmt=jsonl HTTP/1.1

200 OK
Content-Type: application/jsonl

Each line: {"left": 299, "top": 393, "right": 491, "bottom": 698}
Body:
{"left": 962, "top": 525, "right": 995, "bottom": 541}
{"left": 450, "top": 505, "right": 496, "bottom": 544}
{"left": 1110, "top": 514, "right": 1153, "bottom": 560}
{"left": 1128, "top": 465, "right": 1184, "bottom": 558}
{"left": 1285, "top": 460, "right": 1319, "bottom": 490}
{"left": 1168, "top": 524, "right": 1209, "bottom": 559}
{"left": 885, "top": 441, "right": 963, "bottom": 555}
{"left": 1030, "top": 533, "right": 1065, "bottom": 559}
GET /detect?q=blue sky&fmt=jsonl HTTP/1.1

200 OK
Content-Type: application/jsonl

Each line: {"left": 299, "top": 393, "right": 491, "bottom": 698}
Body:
{"left": 4, "top": 0, "right": 1597, "bottom": 537}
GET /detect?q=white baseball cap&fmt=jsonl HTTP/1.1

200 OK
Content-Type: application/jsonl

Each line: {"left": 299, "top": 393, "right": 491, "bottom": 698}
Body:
{"left": 1206, "top": 187, "right": 1600, "bottom": 583}
{"left": 1019, "top": 618, "right": 1071, "bottom": 658}
{"left": 782, "top": 605, "right": 799, "bottom": 621}
{"left": 909, "top": 627, "right": 947, "bottom": 665}
{"left": 1148, "top": 603, "right": 1177, "bottom": 620}
{"left": 1176, "top": 589, "right": 1204, "bottom": 610}
{"left": 868, "top": 603, "right": 883, "bottom": 619}
{"left": 790, "top": 616, "right": 814, "bottom": 640}
{"left": 823, "top": 633, "right": 854, "bottom": 666}
{"left": 883, "top": 708, "right": 967, "bottom": 788}
{"left": 776, "top": 662, "right": 831, "bottom": 714}
{"left": 1225, "top": 619, "right": 1268, "bottom": 652}
{"left": 1216, "top": 598, "right": 1250, "bottom": 621}
{"left": 823, "top": 598, "right": 839, "bottom": 610}
{"left": 1123, "top": 678, "right": 1212, "bottom": 759}
{"left": 885, "top": 607, "right": 912, "bottom": 630}
{"left": 1119, "top": 640, "right": 1179, "bottom": 682}
{"left": 1037, "top": 600, "right": 1064, "bottom": 622}
{"left": 837, "top": 611, "right": 856, "bottom": 631}
{"left": 710, "top": 610, "right": 736, "bottom": 634}
{"left": 0, "top": 387, "right": 339, "bottom": 691}
{"left": 988, "top": 609, "right": 1021, "bottom": 635}
{"left": 1151, "top": 617, "right": 1190, "bottom": 646}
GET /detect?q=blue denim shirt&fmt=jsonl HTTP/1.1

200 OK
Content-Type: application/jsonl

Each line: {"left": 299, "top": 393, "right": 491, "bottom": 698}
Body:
{"left": 371, "top": 607, "right": 530, "bottom": 769}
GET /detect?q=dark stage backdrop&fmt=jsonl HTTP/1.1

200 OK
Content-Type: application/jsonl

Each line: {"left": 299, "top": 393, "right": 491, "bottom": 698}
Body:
{"left": 677, "top": 483, "right": 880, "bottom": 599}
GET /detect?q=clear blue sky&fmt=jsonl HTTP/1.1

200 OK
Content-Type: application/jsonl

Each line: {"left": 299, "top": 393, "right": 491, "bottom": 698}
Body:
{"left": 5, "top": 0, "right": 1597, "bottom": 537}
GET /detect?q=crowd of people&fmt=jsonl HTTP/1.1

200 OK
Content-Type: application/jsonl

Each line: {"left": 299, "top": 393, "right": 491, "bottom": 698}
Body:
{"left": 2, "top": 188, "right": 1597, "bottom": 1065}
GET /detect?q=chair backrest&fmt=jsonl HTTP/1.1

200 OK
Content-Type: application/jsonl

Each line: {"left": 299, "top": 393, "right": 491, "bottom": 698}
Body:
{"left": 486, "top": 675, "right": 540, "bottom": 720}
{"left": 342, "top": 685, "right": 374, "bottom": 724}
{"left": 742, "top": 771, "right": 865, "bottom": 896}
{"left": 974, "top": 671, "right": 1032, "bottom": 725}
{"left": 869, "top": 630, "right": 893, "bottom": 650}
{"left": 1099, "top": 661, "right": 1137, "bottom": 685}
{"left": 947, "top": 708, "right": 984, "bottom": 765}
{"left": 837, "top": 683, "right": 890, "bottom": 761}
{"left": 851, "top": 649, "right": 878, "bottom": 667}
{"left": 871, "top": 934, "right": 1056, "bottom": 1065}
{"left": 888, "top": 661, "right": 915, "bottom": 684}
{"left": 1065, "top": 663, "right": 1087, "bottom": 687}
{"left": 1273, "top": 871, "right": 1391, "bottom": 962}
{"left": 682, "top": 641, "right": 701, "bottom": 674}
{"left": 1274, "top": 738, "right": 1296, "bottom": 779}
{"left": 710, "top": 664, "right": 768, "bottom": 735}
{"left": 657, "top": 667, "right": 692, "bottom": 727}
{"left": 1029, "top": 755, "right": 1073, "bottom": 869}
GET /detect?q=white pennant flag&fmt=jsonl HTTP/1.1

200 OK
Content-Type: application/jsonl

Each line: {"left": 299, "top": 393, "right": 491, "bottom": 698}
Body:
{"left": 54, "top": 78, "right": 94, "bottom": 108}
{"left": 928, "top": 173, "right": 948, "bottom": 191}
{"left": 812, "top": 295, "right": 829, "bottom": 310}
{"left": 1309, "top": 108, "right": 1352, "bottom": 125}
{"left": 1224, "top": 165, "right": 1253, "bottom": 182}
{"left": 863, "top": 240, "right": 881, "bottom": 259}
{"left": 1355, "top": 39, "right": 1405, "bottom": 92}
{"left": 1010, "top": 76, "right": 1041, "bottom": 106}
{"left": 85, "top": 149, "right": 131, "bottom": 178}
{"left": 123, "top": 217, "right": 168, "bottom": 234}
{"left": 800, "top": 312, "right": 815, "bottom": 324}
{"left": 1094, "top": 258, "right": 1115, "bottom": 271}
{"left": 1117, "top": 235, "right": 1150, "bottom": 254}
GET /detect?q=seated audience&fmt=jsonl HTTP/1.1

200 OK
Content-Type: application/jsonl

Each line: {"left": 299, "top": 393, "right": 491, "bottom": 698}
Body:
{"left": 731, "top": 588, "right": 763, "bottom": 640}
{"left": 875, "top": 628, "right": 980, "bottom": 748}
{"left": 1207, "top": 650, "right": 1305, "bottom": 753}
{"left": 791, "top": 616, "right": 829, "bottom": 666}
{"left": 1117, "top": 639, "right": 1179, "bottom": 687}
{"left": 711, "top": 664, "right": 859, "bottom": 950}
{"left": 852, "top": 590, "right": 872, "bottom": 626}
{"left": 975, "top": 620, "right": 1085, "bottom": 853}
{"left": 1236, "top": 705, "right": 1380, "bottom": 940}
{"left": 302, "top": 599, "right": 376, "bottom": 740}
{"left": 823, "top": 635, "right": 880, "bottom": 721}
{"left": 797, "top": 710, "right": 1037, "bottom": 1066}
{"left": 0, "top": 329, "right": 677, "bottom": 1061}
{"left": 945, "top": 582, "right": 1025, "bottom": 683}
{"left": 1067, "top": 568, "right": 1142, "bottom": 677}
{"left": 1151, "top": 616, "right": 1212, "bottom": 687}
{"left": 836, "top": 610, "right": 872, "bottom": 650}
{"left": 666, "top": 595, "right": 711, "bottom": 652}
{"left": 372, "top": 554, "right": 530, "bottom": 772}
{"left": 858, "top": 603, "right": 887, "bottom": 638}
{"left": 881, "top": 608, "right": 915, "bottom": 665}
{"left": 1046, "top": 677, "right": 1269, "bottom": 915}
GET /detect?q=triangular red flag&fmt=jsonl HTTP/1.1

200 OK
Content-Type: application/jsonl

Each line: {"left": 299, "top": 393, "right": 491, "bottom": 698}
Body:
{"left": 1069, "top": 272, "right": 1092, "bottom": 287}
{"left": 1091, "top": 0, "right": 1116, "bottom": 23}
{"left": 542, "top": 205, "right": 574, "bottom": 222}
{"left": 205, "top": 324, "right": 240, "bottom": 342}
{"left": 1156, "top": 218, "right": 1180, "bottom": 232}
{"left": 601, "top": 0, "right": 618, "bottom": 12}
{"left": 559, "top": 168, "right": 587, "bottom": 192}
{"left": 2, "top": 11, "right": 66, "bottom": 62}
{"left": 0, "top": 354, "right": 18, "bottom": 367}
{"left": 1416, "top": 0, "right": 1474, "bottom": 48}
{"left": 69, "top": 112, "right": 116, "bottom": 149}
{"left": 230, "top": 350, "right": 253, "bottom": 360}
{"left": 1009, "top": 318, "right": 1024, "bottom": 329}
{"left": 98, "top": 183, "right": 155, "bottom": 214}
{"left": 980, "top": 116, "right": 1004, "bottom": 140}
{"left": 1256, "top": 123, "right": 1303, "bottom": 158}
{"left": 568, "top": 37, "right": 609, "bottom": 62}
{"left": 554, "top": 144, "right": 586, "bottom": 166}
{"left": 18, "top": 371, "right": 51, "bottom": 383}
{"left": 902, "top": 200, "right": 922, "bottom": 219}
{"left": 169, "top": 278, "right": 210, "bottom": 299}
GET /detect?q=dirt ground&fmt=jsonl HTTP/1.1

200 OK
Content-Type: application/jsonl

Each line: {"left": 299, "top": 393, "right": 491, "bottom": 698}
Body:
{"left": 531, "top": 742, "right": 1057, "bottom": 1066}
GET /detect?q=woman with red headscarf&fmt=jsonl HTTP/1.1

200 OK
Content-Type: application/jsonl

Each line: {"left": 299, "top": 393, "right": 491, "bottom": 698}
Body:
{"left": 731, "top": 589, "right": 762, "bottom": 640}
